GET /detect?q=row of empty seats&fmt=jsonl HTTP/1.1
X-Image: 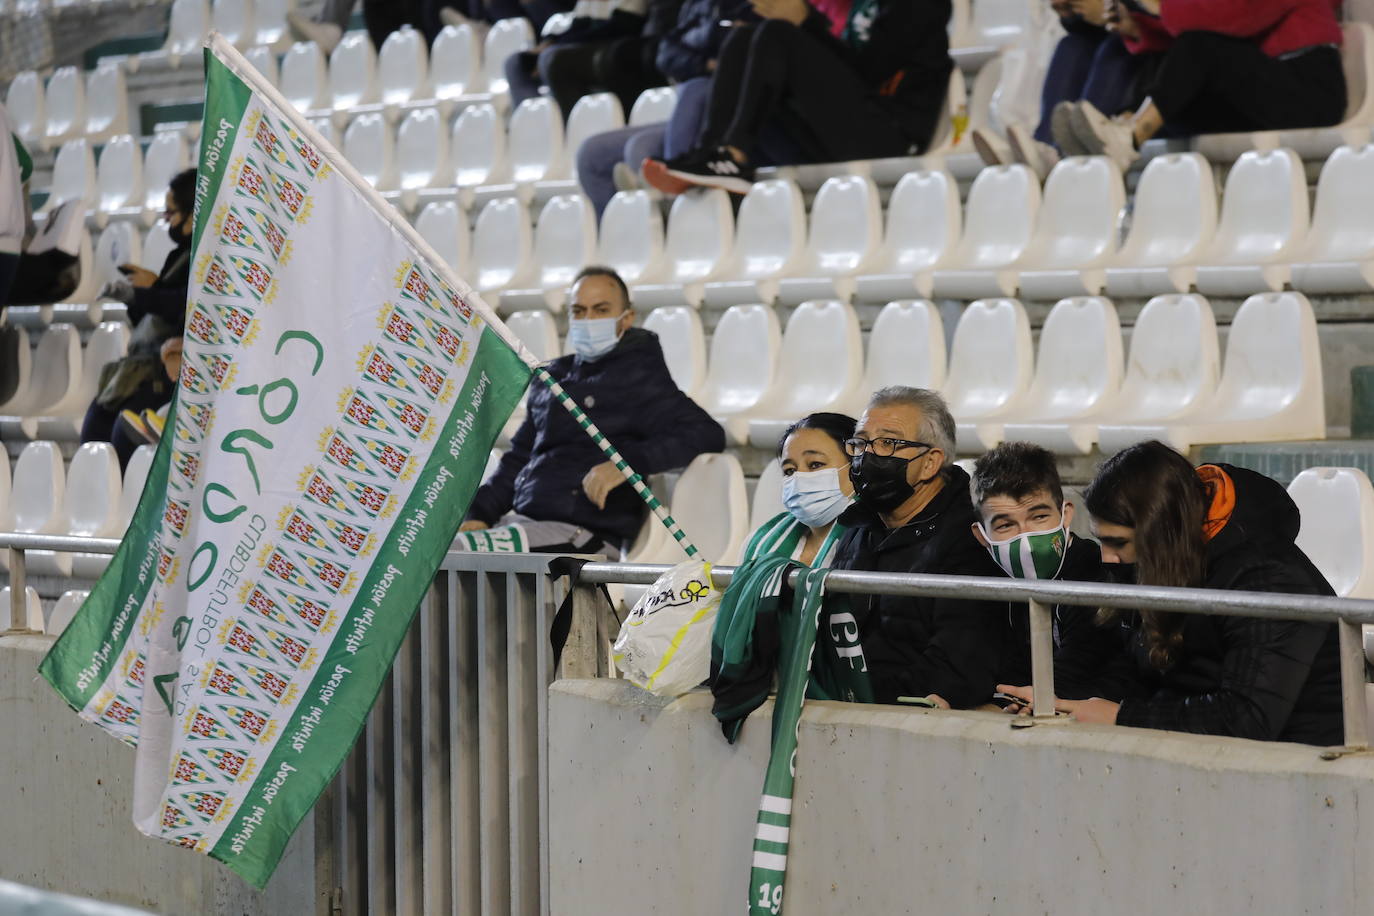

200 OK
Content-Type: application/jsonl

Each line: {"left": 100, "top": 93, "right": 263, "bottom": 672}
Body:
{"left": 39, "top": 132, "right": 194, "bottom": 227}
{"left": 0, "top": 586, "right": 88, "bottom": 636}
{"left": 0, "top": 321, "right": 132, "bottom": 440}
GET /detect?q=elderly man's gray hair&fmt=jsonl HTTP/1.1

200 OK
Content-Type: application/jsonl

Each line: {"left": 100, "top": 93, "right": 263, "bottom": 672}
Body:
{"left": 865, "top": 386, "right": 956, "bottom": 467}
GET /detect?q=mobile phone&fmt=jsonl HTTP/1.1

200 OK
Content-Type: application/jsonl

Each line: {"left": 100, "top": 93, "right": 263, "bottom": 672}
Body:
{"left": 992, "top": 691, "right": 1030, "bottom": 709}
{"left": 896, "top": 695, "right": 938, "bottom": 708}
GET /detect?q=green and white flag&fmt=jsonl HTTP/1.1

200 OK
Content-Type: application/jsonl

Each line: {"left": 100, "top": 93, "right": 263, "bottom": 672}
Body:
{"left": 38, "top": 34, "right": 533, "bottom": 887}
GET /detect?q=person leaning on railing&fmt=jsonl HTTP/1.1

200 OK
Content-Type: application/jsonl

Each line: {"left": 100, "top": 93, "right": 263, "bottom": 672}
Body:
{"left": 1011, "top": 440, "right": 1343, "bottom": 745}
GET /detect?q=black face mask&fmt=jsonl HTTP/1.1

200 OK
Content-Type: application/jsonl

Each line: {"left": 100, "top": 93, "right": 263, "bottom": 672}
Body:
{"left": 849, "top": 452, "right": 918, "bottom": 514}
{"left": 1104, "top": 562, "right": 1138, "bottom": 585}
{"left": 169, "top": 219, "right": 191, "bottom": 246}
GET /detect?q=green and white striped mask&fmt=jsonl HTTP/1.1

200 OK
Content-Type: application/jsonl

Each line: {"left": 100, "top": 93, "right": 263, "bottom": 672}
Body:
{"left": 978, "top": 522, "right": 1069, "bottom": 581}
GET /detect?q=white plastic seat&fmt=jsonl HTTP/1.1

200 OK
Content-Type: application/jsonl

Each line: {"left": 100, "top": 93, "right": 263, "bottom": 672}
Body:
{"left": 508, "top": 97, "right": 568, "bottom": 185}
{"left": 343, "top": 112, "right": 397, "bottom": 190}
{"left": 453, "top": 102, "right": 509, "bottom": 189}
{"left": 84, "top": 62, "right": 129, "bottom": 141}
{"left": 254, "top": 0, "right": 292, "bottom": 48}
{"left": 596, "top": 190, "right": 666, "bottom": 286}
{"left": 566, "top": 93, "right": 625, "bottom": 171}
{"left": 635, "top": 189, "right": 737, "bottom": 308}
{"left": 777, "top": 175, "right": 883, "bottom": 304}
{"left": 643, "top": 306, "right": 707, "bottom": 397}
{"left": 750, "top": 459, "right": 787, "bottom": 531}
{"left": 142, "top": 220, "right": 178, "bottom": 274}
{"left": 0, "top": 587, "right": 44, "bottom": 633}
{"left": 1194, "top": 148, "right": 1308, "bottom": 296}
{"left": 67, "top": 442, "right": 124, "bottom": 578}
{"left": 703, "top": 179, "right": 806, "bottom": 307}
{"left": 942, "top": 298, "right": 1034, "bottom": 453}
{"left": 0, "top": 326, "right": 34, "bottom": 414}
{"left": 161, "top": 0, "right": 212, "bottom": 66}
{"left": 378, "top": 27, "right": 431, "bottom": 107}
{"left": 281, "top": 41, "right": 330, "bottom": 111}
{"left": 951, "top": 0, "right": 1036, "bottom": 69}
{"left": 244, "top": 44, "right": 281, "bottom": 85}
{"left": 999, "top": 297, "right": 1124, "bottom": 454}
{"left": 1104, "top": 152, "right": 1218, "bottom": 298}
{"left": 46, "top": 590, "right": 90, "bottom": 637}
{"left": 142, "top": 130, "right": 190, "bottom": 215}
{"left": 44, "top": 66, "right": 86, "bottom": 145}
{"left": 395, "top": 107, "right": 452, "bottom": 196}
{"left": 746, "top": 301, "right": 865, "bottom": 449}
{"left": 3, "top": 325, "right": 81, "bottom": 428}
{"left": 1288, "top": 468, "right": 1374, "bottom": 602}
{"left": 33, "top": 319, "right": 130, "bottom": 440}
{"left": 12, "top": 441, "right": 71, "bottom": 577}
{"left": 506, "top": 310, "right": 561, "bottom": 361}
{"left": 43, "top": 138, "right": 97, "bottom": 213}
{"left": 1096, "top": 294, "right": 1221, "bottom": 454}
{"left": 855, "top": 170, "right": 961, "bottom": 303}
{"left": 502, "top": 193, "right": 596, "bottom": 310}
{"left": 932, "top": 164, "right": 1040, "bottom": 299}
{"left": 697, "top": 304, "right": 783, "bottom": 444}
{"left": 330, "top": 31, "right": 380, "bottom": 111}
{"left": 471, "top": 196, "right": 535, "bottom": 294}
{"left": 629, "top": 85, "right": 678, "bottom": 126}
{"left": 0, "top": 448, "right": 10, "bottom": 570}
{"left": 95, "top": 134, "right": 144, "bottom": 215}
{"left": 212, "top": 0, "right": 256, "bottom": 48}
{"left": 6, "top": 70, "right": 45, "bottom": 143}
{"left": 1289, "top": 144, "right": 1374, "bottom": 293}
{"left": 413, "top": 200, "right": 469, "bottom": 273}
{"left": 856, "top": 301, "right": 947, "bottom": 407}
{"left": 120, "top": 445, "right": 156, "bottom": 528}
{"left": 661, "top": 452, "right": 750, "bottom": 565}
{"left": 93, "top": 222, "right": 142, "bottom": 291}
{"left": 1017, "top": 157, "right": 1126, "bottom": 299}
{"left": 483, "top": 17, "right": 535, "bottom": 99}
{"left": 432, "top": 23, "right": 484, "bottom": 99}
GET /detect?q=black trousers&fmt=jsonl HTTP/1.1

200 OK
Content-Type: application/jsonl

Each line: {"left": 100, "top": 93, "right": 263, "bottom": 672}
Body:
{"left": 697, "top": 19, "right": 921, "bottom": 162}
{"left": 1149, "top": 31, "right": 1346, "bottom": 134}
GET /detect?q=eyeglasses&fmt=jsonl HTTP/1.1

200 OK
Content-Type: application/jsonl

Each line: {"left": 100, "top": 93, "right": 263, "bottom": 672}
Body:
{"left": 843, "top": 436, "right": 933, "bottom": 458}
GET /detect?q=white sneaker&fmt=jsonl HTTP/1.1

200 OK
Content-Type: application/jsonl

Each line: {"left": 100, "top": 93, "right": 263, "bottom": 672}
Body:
{"left": 1050, "top": 101, "right": 1090, "bottom": 157}
{"left": 287, "top": 12, "right": 343, "bottom": 54}
{"left": 970, "top": 127, "right": 1012, "bottom": 167}
{"left": 612, "top": 161, "right": 640, "bottom": 192}
{"left": 1007, "top": 123, "right": 1060, "bottom": 181}
{"left": 1067, "top": 101, "right": 1138, "bottom": 172}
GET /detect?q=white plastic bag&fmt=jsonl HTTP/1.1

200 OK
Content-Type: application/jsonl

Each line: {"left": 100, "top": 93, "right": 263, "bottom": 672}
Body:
{"left": 612, "top": 560, "right": 719, "bottom": 696}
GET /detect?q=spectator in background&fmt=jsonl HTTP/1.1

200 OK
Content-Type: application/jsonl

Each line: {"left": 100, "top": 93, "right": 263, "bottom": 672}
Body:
{"left": 828, "top": 387, "right": 1009, "bottom": 710}
{"left": 1020, "top": 441, "right": 1344, "bottom": 745}
{"left": 289, "top": 0, "right": 438, "bottom": 52}
{"left": 0, "top": 101, "right": 30, "bottom": 309}
{"left": 80, "top": 169, "right": 195, "bottom": 468}
{"left": 1055, "top": 0, "right": 1345, "bottom": 171}
{"left": 641, "top": 0, "right": 953, "bottom": 194}
{"left": 458, "top": 266, "right": 725, "bottom": 556}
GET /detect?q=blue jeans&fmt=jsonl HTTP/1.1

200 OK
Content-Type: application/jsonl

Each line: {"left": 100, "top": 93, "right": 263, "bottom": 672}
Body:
{"left": 1035, "top": 30, "right": 1143, "bottom": 146}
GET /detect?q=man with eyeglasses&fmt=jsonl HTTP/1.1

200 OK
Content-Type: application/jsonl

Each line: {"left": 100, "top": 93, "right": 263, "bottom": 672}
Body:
{"left": 829, "top": 385, "right": 1009, "bottom": 709}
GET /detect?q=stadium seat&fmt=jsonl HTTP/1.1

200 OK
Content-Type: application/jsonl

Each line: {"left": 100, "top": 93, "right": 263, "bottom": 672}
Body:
{"left": 378, "top": 26, "right": 431, "bottom": 107}
{"left": 506, "top": 309, "right": 561, "bottom": 361}
{"left": 0, "top": 587, "right": 44, "bottom": 633}
{"left": 502, "top": 193, "right": 597, "bottom": 310}
{"left": 67, "top": 442, "right": 124, "bottom": 578}
{"left": 254, "top": 0, "right": 291, "bottom": 49}
{"left": 396, "top": 107, "right": 453, "bottom": 199}
{"left": 703, "top": 178, "right": 806, "bottom": 307}
{"left": 431, "top": 23, "right": 484, "bottom": 100}
{"left": 413, "top": 200, "right": 469, "bottom": 273}
{"left": 83, "top": 61, "right": 129, "bottom": 141}
{"left": 142, "top": 219, "right": 178, "bottom": 273}
{"left": 777, "top": 175, "right": 884, "bottom": 304}
{"left": 951, "top": 0, "right": 1036, "bottom": 69}
{"left": 628, "top": 85, "right": 677, "bottom": 126}
{"left": 471, "top": 196, "right": 535, "bottom": 294}
{"left": 746, "top": 300, "right": 865, "bottom": 449}
{"left": 596, "top": 190, "right": 666, "bottom": 286}
{"left": 508, "top": 96, "right": 568, "bottom": 185}
{"left": 931, "top": 164, "right": 1040, "bottom": 299}
{"left": 44, "top": 66, "right": 86, "bottom": 146}
{"left": 244, "top": 44, "right": 281, "bottom": 85}
{"left": 330, "top": 31, "right": 380, "bottom": 111}
{"left": 483, "top": 17, "right": 535, "bottom": 100}
{"left": 642, "top": 306, "right": 706, "bottom": 398}
{"left": 1288, "top": 467, "right": 1374, "bottom": 602}
{"left": 95, "top": 134, "right": 144, "bottom": 216}
{"left": 120, "top": 445, "right": 156, "bottom": 528}
{"left": 750, "top": 458, "right": 786, "bottom": 531}
{"left": 1, "top": 325, "right": 80, "bottom": 432}
{"left": 142, "top": 130, "right": 190, "bottom": 216}
{"left": 634, "top": 189, "right": 737, "bottom": 308}
{"left": 452, "top": 102, "right": 509, "bottom": 190}
{"left": 697, "top": 304, "right": 783, "bottom": 444}
{"left": 93, "top": 222, "right": 142, "bottom": 290}
{"left": 46, "top": 591, "right": 90, "bottom": 637}
{"left": 854, "top": 169, "right": 960, "bottom": 303}
{"left": 42, "top": 138, "right": 96, "bottom": 214}
{"left": 1289, "top": 144, "right": 1374, "bottom": 293}
{"left": 343, "top": 112, "right": 397, "bottom": 190}
{"left": 859, "top": 300, "right": 947, "bottom": 399}
{"left": 661, "top": 452, "right": 750, "bottom": 564}
{"left": 1194, "top": 148, "right": 1308, "bottom": 296}
{"left": 151, "top": 0, "right": 212, "bottom": 68}
{"left": 12, "top": 441, "right": 71, "bottom": 577}
{"left": 0, "top": 326, "right": 33, "bottom": 414}
{"left": 0, "top": 446, "right": 10, "bottom": 569}
{"left": 1018, "top": 157, "right": 1126, "bottom": 299}
{"left": 33, "top": 319, "right": 131, "bottom": 441}
{"left": 281, "top": 41, "right": 330, "bottom": 111}
{"left": 566, "top": 93, "right": 625, "bottom": 175}
{"left": 999, "top": 296, "right": 1124, "bottom": 454}
{"left": 943, "top": 298, "right": 1035, "bottom": 453}
{"left": 6, "top": 70, "right": 44, "bottom": 143}
{"left": 1104, "top": 152, "right": 1218, "bottom": 298}
{"left": 212, "top": 0, "right": 256, "bottom": 49}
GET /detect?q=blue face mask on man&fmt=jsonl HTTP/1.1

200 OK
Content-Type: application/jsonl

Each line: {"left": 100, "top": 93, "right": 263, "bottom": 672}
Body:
{"left": 568, "top": 316, "right": 622, "bottom": 361}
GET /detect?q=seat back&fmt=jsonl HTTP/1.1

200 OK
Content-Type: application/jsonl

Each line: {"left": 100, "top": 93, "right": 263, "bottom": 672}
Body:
{"left": 597, "top": 190, "right": 665, "bottom": 285}
{"left": 533, "top": 194, "right": 596, "bottom": 297}
{"left": 1207, "top": 148, "right": 1309, "bottom": 264}
{"left": 750, "top": 459, "right": 786, "bottom": 531}
{"left": 13, "top": 441, "right": 66, "bottom": 536}
{"left": 378, "top": 26, "right": 431, "bottom": 105}
{"left": 396, "top": 107, "right": 451, "bottom": 190}
{"left": 143, "top": 131, "right": 190, "bottom": 213}
{"left": 80, "top": 321, "right": 132, "bottom": 408}
{"left": 483, "top": 18, "right": 535, "bottom": 96}
{"left": 46, "top": 590, "right": 90, "bottom": 637}
{"left": 1302, "top": 144, "right": 1374, "bottom": 260}
{"left": 281, "top": 41, "right": 330, "bottom": 110}
{"left": 1211, "top": 291, "right": 1322, "bottom": 421}
{"left": 1027, "top": 157, "right": 1124, "bottom": 268}
{"left": 769, "top": 300, "right": 864, "bottom": 417}
{"left": 84, "top": 61, "right": 129, "bottom": 139}
{"left": 884, "top": 169, "right": 961, "bottom": 272}
{"left": 1338, "top": 23, "right": 1374, "bottom": 124}
{"left": 452, "top": 102, "right": 507, "bottom": 187}
{"left": 26, "top": 325, "right": 82, "bottom": 414}
{"left": 244, "top": 44, "right": 281, "bottom": 84}
{"left": 330, "top": 31, "right": 380, "bottom": 110}
{"left": 212, "top": 0, "right": 256, "bottom": 47}
{"left": 432, "top": 23, "right": 484, "bottom": 98}
{"left": 733, "top": 179, "right": 806, "bottom": 282}
{"left": 808, "top": 175, "right": 883, "bottom": 276}
{"left": 471, "top": 197, "right": 533, "bottom": 292}
{"left": 414, "top": 200, "right": 469, "bottom": 272}
{"left": 0, "top": 326, "right": 33, "bottom": 414}
{"left": 565, "top": 93, "right": 625, "bottom": 161}
{"left": 142, "top": 220, "right": 178, "bottom": 275}
{"left": 699, "top": 304, "right": 782, "bottom": 415}
{"left": 1114, "top": 152, "right": 1217, "bottom": 267}
{"left": 668, "top": 452, "right": 750, "bottom": 564}
{"left": 1289, "top": 467, "right": 1374, "bottom": 598}
{"left": 1022, "top": 296, "right": 1123, "bottom": 418}
{"left": 94, "top": 222, "right": 143, "bottom": 289}
{"left": 44, "top": 66, "right": 85, "bottom": 143}
{"left": 0, "top": 587, "right": 44, "bottom": 632}
{"left": 67, "top": 442, "right": 123, "bottom": 538}
{"left": 343, "top": 112, "right": 396, "bottom": 190}
{"left": 943, "top": 298, "right": 1034, "bottom": 417}
{"left": 950, "top": 164, "right": 1040, "bottom": 269}
{"left": 96, "top": 134, "right": 144, "bottom": 213}
{"left": 629, "top": 85, "right": 678, "bottom": 126}
{"left": 971, "top": 0, "right": 1033, "bottom": 46}
{"left": 506, "top": 310, "right": 561, "bottom": 361}
{"left": 48, "top": 138, "right": 96, "bottom": 209}
{"left": 665, "top": 189, "right": 735, "bottom": 285}
{"left": 121, "top": 445, "right": 157, "bottom": 528}
{"left": 166, "top": 0, "right": 211, "bottom": 56}
{"left": 6, "top": 70, "right": 45, "bottom": 142}
{"left": 508, "top": 96, "right": 567, "bottom": 183}
{"left": 864, "top": 300, "right": 946, "bottom": 392}
{"left": 643, "top": 306, "right": 706, "bottom": 397}
{"left": 1115, "top": 293, "right": 1220, "bottom": 421}
{"left": 254, "top": 0, "right": 291, "bottom": 47}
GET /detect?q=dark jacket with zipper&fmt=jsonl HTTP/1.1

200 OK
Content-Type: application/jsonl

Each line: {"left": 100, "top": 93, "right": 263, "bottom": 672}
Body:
{"left": 830, "top": 464, "right": 1010, "bottom": 708}
{"left": 1114, "top": 464, "right": 1344, "bottom": 746}
{"left": 467, "top": 327, "right": 725, "bottom": 546}
{"left": 655, "top": 0, "right": 758, "bottom": 82}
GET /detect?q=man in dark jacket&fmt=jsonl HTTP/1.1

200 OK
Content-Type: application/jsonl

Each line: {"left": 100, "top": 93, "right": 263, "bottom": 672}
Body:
{"left": 830, "top": 386, "right": 1008, "bottom": 709}
{"left": 460, "top": 266, "right": 725, "bottom": 556}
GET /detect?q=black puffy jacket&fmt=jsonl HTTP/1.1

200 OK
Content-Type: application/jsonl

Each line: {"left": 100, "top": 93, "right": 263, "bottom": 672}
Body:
{"left": 466, "top": 327, "right": 725, "bottom": 545}
{"left": 1114, "top": 464, "right": 1344, "bottom": 746}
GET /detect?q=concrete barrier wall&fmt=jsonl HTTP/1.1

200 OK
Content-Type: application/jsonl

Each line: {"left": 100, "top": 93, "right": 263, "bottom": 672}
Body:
{"left": 0, "top": 638, "right": 325, "bottom": 915}
{"left": 550, "top": 679, "right": 1374, "bottom": 916}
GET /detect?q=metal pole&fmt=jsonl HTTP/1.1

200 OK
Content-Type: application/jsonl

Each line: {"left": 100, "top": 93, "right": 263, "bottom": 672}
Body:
{"left": 1338, "top": 619, "right": 1369, "bottom": 749}
{"left": 1028, "top": 599, "right": 1056, "bottom": 718}
{"left": 8, "top": 547, "right": 27, "bottom": 633}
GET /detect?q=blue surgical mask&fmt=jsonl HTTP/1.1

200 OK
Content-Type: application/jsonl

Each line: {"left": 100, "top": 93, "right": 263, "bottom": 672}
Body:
{"left": 782, "top": 467, "right": 852, "bottom": 529}
{"left": 568, "top": 317, "right": 622, "bottom": 361}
